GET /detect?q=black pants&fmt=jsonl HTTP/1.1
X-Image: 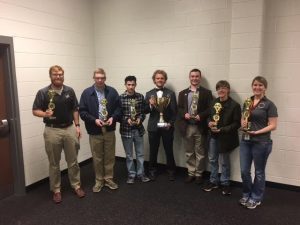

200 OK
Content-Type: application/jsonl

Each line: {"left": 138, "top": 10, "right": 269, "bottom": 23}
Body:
{"left": 148, "top": 128, "right": 176, "bottom": 172}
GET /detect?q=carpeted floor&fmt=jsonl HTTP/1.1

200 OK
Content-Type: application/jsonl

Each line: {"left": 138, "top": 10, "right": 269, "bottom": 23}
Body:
{"left": 0, "top": 159, "right": 299, "bottom": 225}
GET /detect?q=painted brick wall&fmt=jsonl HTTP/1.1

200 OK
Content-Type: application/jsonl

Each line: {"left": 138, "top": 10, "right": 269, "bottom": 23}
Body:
{"left": 0, "top": 0, "right": 95, "bottom": 185}
{"left": 261, "top": 0, "right": 300, "bottom": 186}
{"left": 94, "top": 0, "right": 300, "bottom": 186}
{"left": 1, "top": 0, "right": 299, "bottom": 186}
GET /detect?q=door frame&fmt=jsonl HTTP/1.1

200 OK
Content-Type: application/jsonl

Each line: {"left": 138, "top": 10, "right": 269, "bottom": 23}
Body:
{"left": 0, "top": 35, "right": 25, "bottom": 196}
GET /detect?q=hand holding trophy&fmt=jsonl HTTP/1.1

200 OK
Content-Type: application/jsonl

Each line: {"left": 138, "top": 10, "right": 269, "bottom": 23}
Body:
{"left": 99, "top": 98, "right": 109, "bottom": 133}
{"left": 154, "top": 91, "right": 170, "bottom": 128}
{"left": 242, "top": 98, "right": 253, "bottom": 140}
{"left": 47, "top": 89, "right": 56, "bottom": 119}
{"left": 190, "top": 92, "right": 199, "bottom": 119}
{"left": 211, "top": 102, "right": 222, "bottom": 131}
{"left": 129, "top": 99, "right": 138, "bottom": 125}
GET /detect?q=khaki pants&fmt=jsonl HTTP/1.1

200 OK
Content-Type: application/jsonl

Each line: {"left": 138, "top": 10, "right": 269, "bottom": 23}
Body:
{"left": 89, "top": 131, "right": 116, "bottom": 185}
{"left": 184, "top": 125, "right": 207, "bottom": 177}
{"left": 43, "top": 125, "right": 81, "bottom": 193}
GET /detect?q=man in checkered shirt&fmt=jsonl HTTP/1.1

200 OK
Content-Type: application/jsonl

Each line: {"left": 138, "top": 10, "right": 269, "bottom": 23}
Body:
{"left": 119, "top": 76, "right": 150, "bottom": 184}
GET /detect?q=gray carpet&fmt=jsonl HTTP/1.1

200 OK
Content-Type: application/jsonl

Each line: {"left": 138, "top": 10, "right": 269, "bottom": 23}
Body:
{"left": 0, "top": 159, "right": 299, "bottom": 225}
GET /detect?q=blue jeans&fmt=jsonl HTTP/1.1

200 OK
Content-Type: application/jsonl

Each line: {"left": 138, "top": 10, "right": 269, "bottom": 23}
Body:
{"left": 240, "top": 139, "right": 272, "bottom": 202}
{"left": 208, "top": 137, "right": 230, "bottom": 186}
{"left": 121, "top": 129, "right": 145, "bottom": 177}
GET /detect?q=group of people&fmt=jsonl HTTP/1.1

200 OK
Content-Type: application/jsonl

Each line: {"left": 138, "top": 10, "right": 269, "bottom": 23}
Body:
{"left": 32, "top": 65, "right": 278, "bottom": 210}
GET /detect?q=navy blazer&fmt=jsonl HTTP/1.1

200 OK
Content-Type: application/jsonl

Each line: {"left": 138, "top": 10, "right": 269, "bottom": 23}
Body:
{"left": 177, "top": 86, "right": 213, "bottom": 136}
{"left": 79, "top": 85, "right": 120, "bottom": 135}
{"left": 145, "top": 87, "right": 177, "bottom": 132}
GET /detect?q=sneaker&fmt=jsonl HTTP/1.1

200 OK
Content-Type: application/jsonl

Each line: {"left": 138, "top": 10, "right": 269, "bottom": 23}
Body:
{"left": 221, "top": 186, "right": 231, "bottom": 196}
{"left": 239, "top": 197, "right": 249, "bottom": 206}
{"left": 202, "top": 182, "right": 219, "bottom": 192}
{"left": 149, "top": 171, "right": 157, "bottom": 181}
{"left": 245, "top": 199, "right": 261, "bottom": 209}
{"left": 93, "top": 182, "right": 104, "bottom": 193}
{"left": 105, "top": 179, "right": 119, "bottom": 190}
{"left": 138, "top": 175, "right": 150, "bottom": 183}
{"left": 126, "top": 176, "right": 135, "bottom": 184}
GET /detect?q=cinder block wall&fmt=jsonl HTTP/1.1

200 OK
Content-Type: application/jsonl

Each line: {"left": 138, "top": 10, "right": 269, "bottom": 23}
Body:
{"left": 0, "top": 0, "right": 95, "bottom": 185}
{"left": 0, "top": 0, "right": 299, "bottom": 186}
{"left": 94, "top": 0, "right": 300, "bottom": 186}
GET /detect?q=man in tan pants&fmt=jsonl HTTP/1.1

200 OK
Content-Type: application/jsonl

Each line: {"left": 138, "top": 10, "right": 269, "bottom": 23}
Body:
{"left": 33, "top": 65, "right": 85, "bottom": 203}
{"left": 79, "top": 68, "right": 121, "bottom": 192}
{"left": 178, "top": 68, "right": 213, "bottom": 184}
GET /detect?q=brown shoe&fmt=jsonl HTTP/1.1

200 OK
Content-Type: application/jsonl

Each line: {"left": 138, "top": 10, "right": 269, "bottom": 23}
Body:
{"left": 74, "top": 188, "right": 85, "bottom": 198}
{"left": 53, "top": 192, "right": 62, "bottom": 204}
{"left": 195, "top": 176, "right": 204, "bottom": 185}
{"left": 185, "top": 176, "right": 195, "bottom": 183}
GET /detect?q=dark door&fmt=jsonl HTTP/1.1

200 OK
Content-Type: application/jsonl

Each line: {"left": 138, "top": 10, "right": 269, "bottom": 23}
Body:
{"left": 0, "top": 36, "right": 25, "bottom": 199}
{"left": 0, "top": 46, "right": 14, "bottom": 199}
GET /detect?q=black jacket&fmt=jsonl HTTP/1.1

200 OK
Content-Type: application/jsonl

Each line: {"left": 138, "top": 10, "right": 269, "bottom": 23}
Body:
{"left": 145, "top": 87, "right": 177, "bottom": 132}
{"left": 209, "top": 97, "right": 241, "bottom": 153}
{"left": 177, "top": 86, "right": 213, "bottom": 136}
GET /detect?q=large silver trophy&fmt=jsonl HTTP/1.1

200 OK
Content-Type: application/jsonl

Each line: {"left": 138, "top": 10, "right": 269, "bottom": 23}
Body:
{"left": 152, "top": 91, "right": 170, "bottom": 128}
{"left": 99, "top": 98, "right": 108, "bottom": 133}
{"left": 242, "top": 98, "right": 253, "bottom": 140}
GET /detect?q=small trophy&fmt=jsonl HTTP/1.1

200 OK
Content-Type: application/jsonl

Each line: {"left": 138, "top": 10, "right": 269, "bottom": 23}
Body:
{"left": 129, "top": 99, "right": 138, "bottom": 125}
{"left": 242, "top": 98, "right": 253, "bottom": 140}
{"left": 212, "top": 102, "right": 222, "bottom": 129}
{"left": 155, "top": 93, "right": 170, "bottom": 128}
{"left": 47, "top": 89, "right": 56, "bottom": 120}
{"left": 190, "top": 92, "right": 199, "bottom": 118}
{"left": 99, "top": 98, "right": 108, "bottom": 133}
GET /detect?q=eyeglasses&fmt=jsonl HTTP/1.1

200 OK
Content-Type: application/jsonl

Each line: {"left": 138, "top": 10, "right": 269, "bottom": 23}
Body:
{"left": 51, "top": 74, "right": 64, "bottom": 77}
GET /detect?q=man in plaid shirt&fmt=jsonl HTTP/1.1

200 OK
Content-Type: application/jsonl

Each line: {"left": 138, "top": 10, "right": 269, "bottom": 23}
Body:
{"left": 119, "top": 76, "right": 150, "bottom": 184}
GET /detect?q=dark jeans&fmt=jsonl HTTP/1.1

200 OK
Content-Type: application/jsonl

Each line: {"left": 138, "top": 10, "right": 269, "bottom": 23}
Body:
{"left": 148, "top": 128, "right": 176, "bottom": 173}
{"left": 240, "top": 139, "right": 272, "bottom": 202}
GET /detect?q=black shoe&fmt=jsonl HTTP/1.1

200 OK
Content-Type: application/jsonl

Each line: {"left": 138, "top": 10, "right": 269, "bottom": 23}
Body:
{"left": 185, "top": 176, "right": 195, "bottom": 183}
{"left": 202, "top": 182, "right": 219, "bottom": 192}
{"left": 168, "top": 171, "right": 175, "bottom": 181}
{"left": 195, "top": 176, "right": 204, "bottom": 185}
{"left": 149, "top": 171, "right": 157, "bottom": 181}
{"left": 221, "top": 185, "right": 231, "bottom": 196}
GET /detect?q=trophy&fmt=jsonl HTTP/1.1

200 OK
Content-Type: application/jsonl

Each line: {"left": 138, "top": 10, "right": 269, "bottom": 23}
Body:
{"left": 212, "top": 102, "right": 222, "bottom": 129}
{"left": 99, "top": 98, "right": 108, "bottom": 133}
{"left": 47, "top": 89, "right": 56, "bottom": 120}
{"left": 129, "top": 99, "right": 138, "bottom": 125}
{"left": 156, "top": 94, "right": 171, "bottom": 128}
{"left": 190, "top": 92, "right": 199, "bottom": 118}
{"left": 242, "top": 98, "right": 253, "bottom": 140}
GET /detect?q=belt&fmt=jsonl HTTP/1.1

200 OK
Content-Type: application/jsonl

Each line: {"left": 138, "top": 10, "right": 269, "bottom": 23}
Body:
{"left": 45, "top": 123, "right": 72, "bottom": 128}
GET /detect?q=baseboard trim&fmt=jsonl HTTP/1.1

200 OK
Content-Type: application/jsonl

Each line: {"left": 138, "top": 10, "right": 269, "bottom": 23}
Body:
{"left": 25, "top": 156, "right": 300, "bottom": 192}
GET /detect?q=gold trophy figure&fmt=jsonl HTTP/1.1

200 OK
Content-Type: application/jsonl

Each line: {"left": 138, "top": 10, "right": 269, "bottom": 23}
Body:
{"left": 47, "top": 89, "right": 56, "bottom": 120}
{"left": 190, "top": 92, "right": 199, "bottom": 118}
{"left": 242, "top": 98, "right": 253, "bottom": 140}
{"left": 99, "top": 98, "right": 109, "bottom": 133}
{"left": 212, "top": 102, "right": 222, "bottom": 129}
{"left": 129, "top": 99, "right": 138, "bottom": 125}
